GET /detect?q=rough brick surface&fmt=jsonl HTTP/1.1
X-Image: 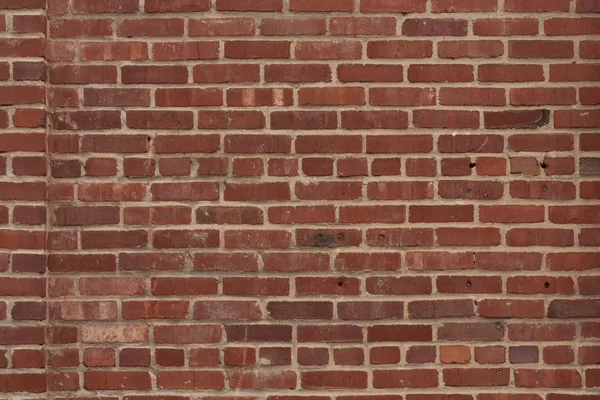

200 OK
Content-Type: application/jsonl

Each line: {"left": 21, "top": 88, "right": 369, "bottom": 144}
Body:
{"left": 0, "top": 0, "right": 599, "bottom": 397}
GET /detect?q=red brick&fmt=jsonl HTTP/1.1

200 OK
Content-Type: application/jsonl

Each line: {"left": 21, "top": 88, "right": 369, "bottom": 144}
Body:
{"left": 190, "top": 18, "right": 255, "bottom": 36}
{"left": 433, "top": 0, "right": 497, "bottom": 12}
{"left": 302, "top": 371, "right": 367, "bottom": 389}
{"left": 479, "top": 64, "right": 544, "bottom": 82}
{"left": 194, "top": 64, "right": 260, "bottom": 82}
{"left": 290, "top": 0, "right": 353, "bottom": 11}
{"left": 514, "top": 369, "right": 581, "bottom": 388}
{"left": 218, "top": 0, "right": 282, "bottom": 11}
{"left": 261, "top": 18, "right": 326, "bottom": 35}
{"left": 474, "top": 18, "right": 538, "bottom": 36}
{"left": 403, "top": 18, "right": 468, "bottom": 36}
{"left": 225, "top": 41, "right": 290, "bottom": 59}
{"left": 373, "top": 369, "right": 438, "bottom": 388}
{"left": 295, "top": 41, "right": 362, "bottom": 60}
{"left": 361, "top": 0, "right": 426, "bottom": 12}
{"left": 145, "top": 0, "right": 211, "bottom": 12}
{"left": 81, "top": 41, "right": 147, "bottom": 60}
{"left": 438, "top": 40, "right": 504, "bottom": 58}
{"left": 509, "top": 40, "right": 574, "bottom": 59}
{"left": 367, "top": 276, "right": 432, "bottom": 295}
{"left": 265, "top": 64, "right": 332, "bottom": 82}
{"left": 118, "top": 18, "right": 184, "bottom": 37}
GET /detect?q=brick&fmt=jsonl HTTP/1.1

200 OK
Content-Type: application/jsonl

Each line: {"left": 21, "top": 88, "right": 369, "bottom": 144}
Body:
{"left": 439, "top": 40, "right": 504, "bottom": 58}
{"left": 154, "top": 41, "right": 220, "bottom": 60}
{"left": 338, "top": 64, "right": 403, "bottom": 82}
{"left": 368, "top": 40, "right": 432, "bottom": 58}
{"left": 145, "top": 0, "right": 211, "bottom": 12}
{"left": 361, "top": 0, "right": 426, "bottom": 12}
{"left": 509, "top": 40, "right": 574, "bottom": 59}
{"left": 290, "top": 0, "right": 353, "bottom": 11}
{"left": 370, "top": 87, "right": 436, "bottom": 106}
{"left": 406, "top": 346, "right": 436, "bottom": 364}
{"left": 444, "top": 368, "right": 509, "bottom": 387}
{"left": 439, "top": 322, "right": 505, "bottom": 341}
{"left": 556, "top": 110, "right": 600, "bottom": 128}
{"left": 545, "top": 18, "right": 600, "bottom": 35}
{"left": 299, "top": 87, "right": 365, "bottom": 106}
{"left": 474, "top": 346, "right": 506, "bottom": 365}
{"left": 474, "top": 18, "right": 538, "bottom": 36}
{"left": 118, "top": 18, "right": 184, "bottom": 37}
{"left": 260, "top": 18, "right": 326, "bottom": 35}
{"left": 266, "top": 64, "right": 332, "bottom": 82}
{"left": 414, "top": 110, "right": 479, "bottom": 129}
{"left": 331, "top": 17, "right": 396, "bottom": 35}
{"left": 302, "top": 371, "right": 367, "bottom": 389}
{"left": 440, "top": 345, "right": 471, "bottom": 364}
{"left": 510, "top": 88, "right": 576, "bottom": 106}
{"left": 433, "top": 0, "right": 497, "bottom": 12}
{"left": 122, "top": 66, "right": 188, "bottom": 84}
{"left": 295, "top": 40, "right": 362, "bottom": 60}
{"left": 227, "top": 88, "right": 292, "bottom": 107}
{"left": 127, "top": 110, "right": 194, "bottom": 130}
{"left": 403, "top": 18, "right": 468, "bottom": 36}
{"left": 194, "top": 300, "right": 261, "bottom": 320}
{"left": 440, "top": 88, "right": 505, "bottom": 106}
{"left": 514, "top": 369, "right": 581, "bottom": 388}
{"left": 409, "top": 64, "right": 473, "bottom": 82}
{"left": 479, "top": 64, "right": 544, "bottom": 82}
{"left": 343, "top": 111, "right": 408, "bottom": 129}
{"left": 50, "top": 65, "right": 117, "bottom": 84}
{"left": 194, "top": 64, "right": 259, "bottom": 82}
{"left": 218, "top": 0, "right": 282, "bottom": 11}
{"left": 550, "top": 64, "right": 600, "bottom": 82}
{"left": 198, "top": 110, "right": 265, "bottom": 129}
{"left": 581, "top": 40, "right": 600, "bottom": 59}
{"left": 577, "top": 0, "right": 600, "bottom": 12}
{"left": 485, "top": 110, "right": 550, "bottom": 129}
{"left": 480, "top": 205, "right": 544, "bottom": 223}
{"left": 506, "top": 228, "right": 574, "bottom": 247}
{"left": 544, "top": 346, "right": 574, "bottom": 365}
{"left": 368, "top": 182, "right": 434, "bottom": 200}
{"left": 479, "top": 300, "right": 545, "bottom": 318}
{"left": 158, "top": 370, "right": 224, "bottom": 389}
{"left": 505, "top": 0, "right": 570, "bottom": 11}
{"left": 81, "top": 41, "right": 148, "bottom": 60}
{"left": 437, "top": 276, "right": 502, "bottom": 294}
{"left": 190, "top": 18, "right": 255, "bottom": 36}
{"left": 225, "top": 41, "right": 290, "bottom": 59}
{"left": 410, "top": 300, "right": 474, "bottom": 318}
{"left": 367, "top": 276, "right": 432, "bottom": 295}
{"left": 510, "top": 181, "right": 575, "bottom": 200}
{"left": 373, "top": 369, "right": 438, "bottom": 388}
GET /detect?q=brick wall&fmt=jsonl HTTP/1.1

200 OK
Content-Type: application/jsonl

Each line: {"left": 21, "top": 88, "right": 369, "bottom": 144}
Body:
{"left": 0, "top": 0, "right": 599, "bottom": 397}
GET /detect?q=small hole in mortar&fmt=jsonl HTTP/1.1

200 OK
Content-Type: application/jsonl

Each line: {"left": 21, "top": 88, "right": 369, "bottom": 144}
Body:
{"left": 544, "top": 282, "right": 550, "bottom": 288}
{"left": 469, "top": 162, "right": 476, "bottom": 169}
{"left": 541, "top": 162, "right": 548, "bottom": 169}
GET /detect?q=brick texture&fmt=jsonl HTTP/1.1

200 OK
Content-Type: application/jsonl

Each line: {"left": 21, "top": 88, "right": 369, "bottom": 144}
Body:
{"left": 0, "top": 0, "right": 599, "bottom": 397}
